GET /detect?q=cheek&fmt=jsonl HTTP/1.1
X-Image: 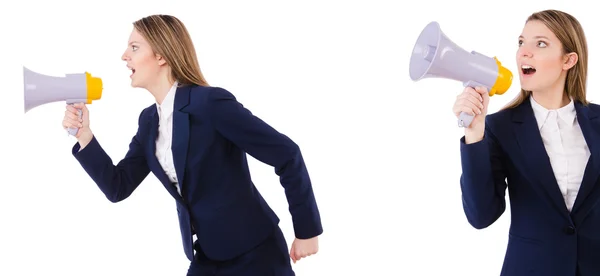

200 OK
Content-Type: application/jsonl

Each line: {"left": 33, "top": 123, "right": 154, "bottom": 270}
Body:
{"left": 136, "top": 54, "right": 157, "bottom": 74}
{"left": 537, "top": 57, "right": 563, "bottom": 74}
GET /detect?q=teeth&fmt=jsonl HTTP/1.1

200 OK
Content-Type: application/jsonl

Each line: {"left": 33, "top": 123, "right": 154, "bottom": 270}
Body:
{"left": 522, "top": 65, "right": 534, "bottom": 69}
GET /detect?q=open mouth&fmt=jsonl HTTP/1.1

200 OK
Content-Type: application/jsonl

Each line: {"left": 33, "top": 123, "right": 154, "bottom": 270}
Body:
{"left": 522, "top": 65, "right": 536, "bottom": 75}
{"left": 127, "top": 65, "right": 136, "bottom": 76}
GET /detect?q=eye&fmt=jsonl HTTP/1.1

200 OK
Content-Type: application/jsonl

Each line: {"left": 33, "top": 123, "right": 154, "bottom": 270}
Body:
{"left": 537, "top": 41, "right": 547, "bottom": 47}
{"left": 132, "top": 45, "right": 139, "bottom": 51}
{"left": 518, "top": 40, "right": 523, "bottom": 47}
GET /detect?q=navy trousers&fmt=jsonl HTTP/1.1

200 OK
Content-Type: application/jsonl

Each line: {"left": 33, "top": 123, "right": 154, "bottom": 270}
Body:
{"left": 186, "top": 225, "right": 295, "bottom": 276}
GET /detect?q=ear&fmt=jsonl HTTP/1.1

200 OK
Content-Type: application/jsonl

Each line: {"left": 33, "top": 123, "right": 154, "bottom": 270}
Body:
{"left": 562, "top": 52, "right": 578, "bottom": 70}
{"left": 155, "top": 54, "right": 167, "bottom": 66}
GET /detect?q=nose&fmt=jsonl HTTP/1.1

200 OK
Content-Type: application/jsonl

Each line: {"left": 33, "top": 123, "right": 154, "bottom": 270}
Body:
{"left": 518, "top": 46, "right": 533, "bottom": 58}
{"left": 121, "top": 50, "right": 129, "bottom": 61}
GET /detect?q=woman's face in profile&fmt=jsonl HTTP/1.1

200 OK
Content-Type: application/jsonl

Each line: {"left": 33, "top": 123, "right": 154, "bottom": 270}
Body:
{"left": 516, "top": 20, "right": 569, "bottom": 92}
{"left": 121, "top": 28, "right": 163, "bottom": 89}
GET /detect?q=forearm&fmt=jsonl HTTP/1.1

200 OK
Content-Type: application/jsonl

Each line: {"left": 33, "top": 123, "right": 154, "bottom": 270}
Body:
{"left": 72, "top": 135, "right": 149, "bottom": 202}
{"left": 459, "top": 135, "right": 506, "bottom": 229}
{"left": 277, "top": 144, "right": 323, "bottom": 239}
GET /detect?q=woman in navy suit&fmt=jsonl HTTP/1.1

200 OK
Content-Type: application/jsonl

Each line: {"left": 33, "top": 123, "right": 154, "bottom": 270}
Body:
{"left": 454, "top": 9, "right": 597, "bottom": 276}
{"left": 62, "top": 14, "right": 322, "bottom": 276}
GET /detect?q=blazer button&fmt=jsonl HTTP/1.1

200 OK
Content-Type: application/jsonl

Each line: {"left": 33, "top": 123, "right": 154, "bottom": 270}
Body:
{"left": 564, "top": 226, "right": 576, "bottom": 235}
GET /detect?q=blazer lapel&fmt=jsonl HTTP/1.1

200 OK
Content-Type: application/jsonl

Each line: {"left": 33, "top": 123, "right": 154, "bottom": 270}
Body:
{"left": 571, "top": 102, "right": 600, "bottom": 213}
{"left": 511, "top": 99, "right": 570, "bottom": 219}
{"left": 171, "top": 85, "right": 192, "bottom": 198}
{"left": 145, "top": 108, "right": 185, "bottom": 203}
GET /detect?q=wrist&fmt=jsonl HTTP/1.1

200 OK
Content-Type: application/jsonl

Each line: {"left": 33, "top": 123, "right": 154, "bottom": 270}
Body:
{"left": 77, "top": 129, "right": 94, "bottom": 149}
{"left": 464, "top": 127, "right": 484, "bottom": 144}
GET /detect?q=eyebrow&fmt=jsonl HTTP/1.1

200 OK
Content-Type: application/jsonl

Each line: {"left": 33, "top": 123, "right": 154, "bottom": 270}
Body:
{"left": 128, "top": 41, "right": 140, "bottom": 45}
{"left": 519, "top": 35, "right": 550, "bottom": 40}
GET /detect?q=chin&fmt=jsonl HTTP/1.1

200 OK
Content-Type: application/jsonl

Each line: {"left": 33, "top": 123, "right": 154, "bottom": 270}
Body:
{"left": 518, "top": 78, "right": 534, "bottom": 92}
{"left": 520, "top": 84, "right": 534, "bottom": 91}
{"left": 130, "top": 79, "right": 141, "bottom": 88}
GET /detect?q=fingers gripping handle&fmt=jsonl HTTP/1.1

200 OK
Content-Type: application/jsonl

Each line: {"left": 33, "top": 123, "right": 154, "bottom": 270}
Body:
{"left": 458, "top": 81, "right": 486, "bottom": 128}
{"left": 66, "top": 100, "right": 84, "bottom": 136}
{"left": 67, "top": 108, "right": 82, "bottom": 136}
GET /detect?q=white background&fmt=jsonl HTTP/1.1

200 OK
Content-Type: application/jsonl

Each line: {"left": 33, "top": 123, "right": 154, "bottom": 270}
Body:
{"left": 0, "top": 0, "right": 598, "bottom": 275}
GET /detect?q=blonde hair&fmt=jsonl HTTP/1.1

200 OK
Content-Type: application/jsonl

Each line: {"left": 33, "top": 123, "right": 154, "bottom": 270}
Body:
{"left": 503, "top": 9, "right": 588, "bottom": 110}
{"left": 133, "top": 14, "right": 209, "bottom": 87}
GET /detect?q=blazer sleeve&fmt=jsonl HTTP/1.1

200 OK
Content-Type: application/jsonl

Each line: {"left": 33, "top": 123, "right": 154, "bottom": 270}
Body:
{"left": 71, "top": 111, "right": 151, "bottom": 203}
{"left": 206, "top": 87, "right": 323, "bottom": 239}
{"left": 459, "top": 120, "right": 508, "bottom": 229}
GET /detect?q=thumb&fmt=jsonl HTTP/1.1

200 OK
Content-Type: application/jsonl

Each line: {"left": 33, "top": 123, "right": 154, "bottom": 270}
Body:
{"left": 474, "top": 86, "right": 490, "bottom": 111}
{"left": 75, "top": 103, "right": 89, "bottom": 124}
{"left": 74, "top": 103, "right": 88, "bottom": 116}
{"left": 481, "top": 90, "right": 490, "bottom": 110}
{"left": 290, "top": 244, "right": 297, "bottom": 263}
{"left": 81, "top": 103, "right": 89, "bottom": 114}
{"left": 72, "top": 102, "right": 85, "bottom": 109}
{"left": 477, "top": 87, "right": 490, "bottom": 101}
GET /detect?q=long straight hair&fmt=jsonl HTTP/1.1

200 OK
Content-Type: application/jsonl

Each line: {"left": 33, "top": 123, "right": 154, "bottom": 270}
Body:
{"left": 502, "top": 10, "right": 588, "bottom": 110}
{"left": 133, "top": 14, "right": 209, "bottom": 87}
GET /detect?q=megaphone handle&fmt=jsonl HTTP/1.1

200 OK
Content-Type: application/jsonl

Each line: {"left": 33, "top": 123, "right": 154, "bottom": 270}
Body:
{"left": 458, "top": 81, "right": 487, "bottom": 128}
{"left": 66, "top": 104, "right": 82, "bottom": 136}
{"left": 458, "top": 112, "right": 475, "bottom": 128}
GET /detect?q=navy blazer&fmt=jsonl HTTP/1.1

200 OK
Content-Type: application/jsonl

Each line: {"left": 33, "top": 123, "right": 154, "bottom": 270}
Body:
{"left": 72, "top": 84, "right": 323, "bottom": 262}
{"left": 460, "top": 96, "right": 600, "bottom": 276}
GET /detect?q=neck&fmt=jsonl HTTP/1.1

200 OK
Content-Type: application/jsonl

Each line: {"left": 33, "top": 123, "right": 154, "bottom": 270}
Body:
{"left": 147, "top": 74, "right": 174, "bottom": 105}
{"left": 531, "top": 79, "right": 570, "bottom": 110}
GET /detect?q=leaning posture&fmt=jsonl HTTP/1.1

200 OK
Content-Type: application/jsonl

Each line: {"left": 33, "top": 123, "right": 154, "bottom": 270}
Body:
{"left": 63, "top": 14, "right": 322, "bottom": 276}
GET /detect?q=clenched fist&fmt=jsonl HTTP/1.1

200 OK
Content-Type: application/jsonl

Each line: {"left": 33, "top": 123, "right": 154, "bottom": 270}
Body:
{"left": 62, "top": 102, "right": 94, "bottom": 148}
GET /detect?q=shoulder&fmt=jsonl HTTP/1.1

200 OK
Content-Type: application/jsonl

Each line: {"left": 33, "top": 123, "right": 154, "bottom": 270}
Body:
{"left": 576, "top": 101, "right": 600, "bottom": 123}
{"left": 132, "top": 103, "right": 157, "bottom": 127}
{"left": 485, "top": 107, "right": 514, "bottom": 131}
{"left": 139, "top": 103, "right": 157, "bottom": 118}
{"left": 188, "top": 85, "right": 237, "bottom": 102}
{"left": 482, "top": 99, "right": 531, "bottom": 142}
{"left": 583, "top": 101, "right": 600, "bottom": 112}
{"left": 185, "top": 85, "right": 242, "bottom": 113}
{"left": 124, "top": 104, "right": 157, "bottom": 139}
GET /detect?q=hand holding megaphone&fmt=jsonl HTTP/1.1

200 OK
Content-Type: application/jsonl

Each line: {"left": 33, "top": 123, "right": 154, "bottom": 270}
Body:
{"left": 64, "top": 102, "right": 84, "bottom": 136}
{"left": 409, "top": 21, "right": 513, "bottom": 128}
{"left": 453, "top": 86, "right": 490, "bottom": 132}
{"left": 63, "top": 102, "right": 91, "bottom": 139}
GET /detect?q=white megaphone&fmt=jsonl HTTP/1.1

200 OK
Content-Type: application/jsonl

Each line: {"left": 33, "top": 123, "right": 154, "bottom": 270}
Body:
{"left": 409, "top": 21, "right": 513, "bottom": 128}
{"left": 23, "top": 67, "right": 103, "bottom": 136}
